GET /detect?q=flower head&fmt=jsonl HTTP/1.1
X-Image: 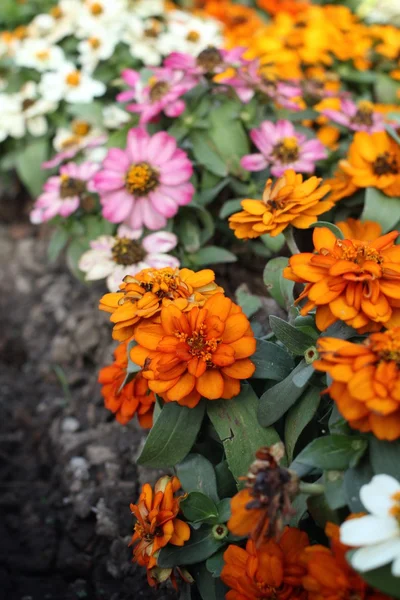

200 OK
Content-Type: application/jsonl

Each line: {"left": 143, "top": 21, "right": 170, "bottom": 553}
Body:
{"left": 314, "top": 328, "right": 400, "bottom": 440}
{"left": 322, "top": 99, "right": 386, "bottom": 133}
{"left": 79, "top": 225, "right": 179, "bottom": 292}
{"left": 228, "top": 444, "right": 299, "bottom": 542}
{"left": 30, "top": 161, "right": 99, "bottom": 223}
{"left": 241, "top": 120, "right": 327, "bottom": 176}
{"left": 99, "top": 266, "right": 223, "bottom": 341}
{"left": 229, "top": 170, "right": 332, "bottom": 239}
{"left": 340, "top": 131, "right": 400, "bottom": 197}
{"left": 324, "top": 168, "right": 359, "bottom": 203}
{"left": 94, "top": 127, "right": 194, "bottom": 231}
{"left": 164, "top": 46, "right": 225, "bottom": 76}
{"left": 284, "top": 226, "right": 400, "bottom": 332}
{"left": 98, "top": 341, "right": 155, "bottom": 427}
{"left": 221, "top": 527, "right": 309, "bottom": 600}
{"left": 130, "top": 293, "right": 256, "bottom": 407}
{"left": 337, "top": 219, "right": 382, "bottom": 242}
{"left": 39, "top": 62, "right": 106, "bottom": 104}
{"left": 42, "top": 119, "right": 107, "bottom": 169}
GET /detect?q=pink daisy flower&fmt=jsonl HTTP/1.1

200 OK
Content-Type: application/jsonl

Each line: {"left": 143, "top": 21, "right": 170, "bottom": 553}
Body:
{"left": 30, "top": 161, "right": 99, "bottom": 223}
{"left": 321, "top": 98, "right": 386, "bottom": 133}
{"left": 164, "top": 46, "right": 225, "bottom": 76}
{"left": 240, "top": 119, "right": 327, "bottom": 177}
{"left": 116, "top": 67, "right": 197, "bottom": 124}
{"left": 79, "top": 225, "right": 179, "bottom": 292}
{"left": 94, "top": 127, "right": 194, "bottom": 231}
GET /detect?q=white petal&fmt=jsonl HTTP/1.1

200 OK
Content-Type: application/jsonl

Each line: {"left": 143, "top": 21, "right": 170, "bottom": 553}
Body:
{"left": 392, "top": 553, "right": 400, "bottom": 577}
{"left": 351, "top": 538, "right": 400, "bottom": 572}
{"left": 360, "top": 475, "right": 400, "bottom": 517}
{"left": 340, "top": 515, "right": 399, "bottom": 546}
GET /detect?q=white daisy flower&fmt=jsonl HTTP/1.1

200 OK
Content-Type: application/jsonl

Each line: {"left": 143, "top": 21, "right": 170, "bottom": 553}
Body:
{"left": 340, "top": 474, "right": 400, "bottom": 577}
{"left": 15, "top": 39, "right": 66, "bottom": 72}
{"left": 77, "top": 27, "right": 119, "bottom": 74}
{"left": 127, "top": 0, "right": 164, "bottom": 18}
{"left": 0, "top": 93, "right": 25, "bottom": 142}
{"left": 79, "top": 226, "right": 179, "bottom": 291}
{"left": 43, "top": 120, "right": 107, "bottom": 169}
{"left": 30, "top": 1, "right": 82, "bottom": 43}
{"left": 102, "top": 105, "right": 131, "bottom": 129}
{"left": 158, "top": 11, "right": 223, "bottom": 57}
{"left": 39, "top": 62, "right": 106, "bottom": 104}
{"left": 76, "top": 0, "right": 128, "bottom": 38}
{"left": 121, "top": 17, "right": 164, "bottom": 66}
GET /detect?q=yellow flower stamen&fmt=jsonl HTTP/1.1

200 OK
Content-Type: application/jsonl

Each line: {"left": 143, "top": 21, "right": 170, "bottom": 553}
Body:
{"left": 66, "top": 71, "right": 81, "bottom": 87}
{"left": 125, "top": 163, "right": 159, "bottom": 195}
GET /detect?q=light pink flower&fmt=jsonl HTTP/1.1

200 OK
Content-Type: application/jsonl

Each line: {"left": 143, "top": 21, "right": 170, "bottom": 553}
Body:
{"left": 94, "top": 127, "right": 194, "bottom": 231}
{"left": 241, "top": 119, "right": 327, "bottom": 177}
{"left": 321, "top": 99, "right": 386, "bottom": 133}
{"left": 164, "top": 47, "right": 226, "bottom": 77}
{"left": 117, "top": 67, "right": 197, "bottom": 124}
{"left": 30, "top": 161, "right": 99, "bottom": 223}
{"left": 79, "top": 225, "right": 179, "bottom": 291}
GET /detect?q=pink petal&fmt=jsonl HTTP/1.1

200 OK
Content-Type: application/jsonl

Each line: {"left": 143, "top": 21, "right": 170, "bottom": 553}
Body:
{"left": 145, "top": 131, "right": 177, "bottom": 165}
{"left": 59, "top": 197, "right": 79, "bottom": 217}
{"left": 164, "top": 99, "right": 186, "bottom": 118}
{"left": 147, "top": 253, "right": 180, "bottom": 269}
{"left": 101, "top": 190, "right": 133, "bottom": 223}
{"left": 158, "top": 163, "right": 192, "bottom": 185}
{"left": 121, "top": 68, "right": 140, "bottom": 87}
{"left": 149, "top": 190, "right": 179, "bottom": 218}
{"left": 94, "top": 171, "right": 125, "bottom": 192}
{"left": 156, "top": 183, "right": 194, "bottom": 206}
{"left": 126, "top": 127, "right": 149, "bottom": 163}
{"left": 103, "top": 148, "right": 130, "bottom": 172}
{"left": 240, "top": 154, "right": 268, "bottom": 171}
{"left": 138, "top": 197, "right": 167, "bottom": 230}
{"left": 250, "top": 128, "right": 272, "bottom": 156}
{"left": 142, "top": 231, "right": 178, "bottom": 253}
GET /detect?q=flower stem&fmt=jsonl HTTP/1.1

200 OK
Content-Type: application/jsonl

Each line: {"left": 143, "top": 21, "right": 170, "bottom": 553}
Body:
{"left": 299, "top": 482, "right": 325, "bottom": 496}
{"left": 284, "top": 226, "right": 300, "bottom": 255}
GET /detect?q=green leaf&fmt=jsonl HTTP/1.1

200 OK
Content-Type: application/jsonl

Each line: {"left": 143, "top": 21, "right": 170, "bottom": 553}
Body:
{"left": 137, "top": 401, "right": 205, "bottom": 468}
{"left": 158, "top": 527, "right": 226, "bottom": 567}
{"left": 263, "top": 257, "right": 294, "bottom": 310}
{"left": 361, "top": 187, "right": 400, "bottom": 233}
{"left": 219, "top": 198, "right": 243, "bottom": 219}
{"left": 251, "top": 340, "right": 295, "bottom": 381}
{"left": 207, "top": 383, "right": 282, "bottom": 484}
{"left": 206, "top": 549, "right": 226, "bottom": 578}
{"left": 127, "top": 339, "right": 140, "bottom": 374}
{"left": 235, "top": 285, "right": 262, "bottom": 318}
{"left": 284, "top": 386, "right": 321, "bottom": 462}
{"left": 307, "top": 493, "right": 340, "bottom": 528}
{"left": 269, "top": 316, "right": 317, "bottom": 355}
{"left": 190, "top": 131, "right": 228, "bottom": 177}
{"left": 215, "top": 460, "right": 237, "bottom": 499}
{"left": 258, "top": 360, "right": 312, "bottom": 427}
{"left": 106, "top": 123, "right": 132, "bottom": 148}
{"left": 375, "top": 73, "right": 400, "bottom": 104}
{"left": 323, "top": 470, "right": 347, "bottom": 510}
{"left": 344, "top": 458, "right": 374, "bottom": 512}
{"left": 176, "top": 454, "right": 219, "bottom": 503}
{"left": 208, "top": 100, "right": 250, "bottom": 176}
{"left": 261, "top": 233, "right": 285, "bottom": 253}
{"left": 293, "top": 435, "right": 368, "bottom": 471}
{"left": 66, "top": 238, "right": 88, "bottom": 281}
{"left": 189, "top": 246, "right": 237, "bottom": 266}
{"left": 369, "top": 437, "right": 400, "bottom": 480}
{"left": 67, "top": 101, "right": 104, "bottom": 125}
{"left": 191, "top": 562, "right": 228, "bottom": 600}
{"left": 47, "top": 228, "right": 69, "bottom": 263}
{"left": 181, "top": 492, "right": 219, "bottom": 524}
{"left": 353, "top": 561, "right": 400, "bottom": 599}
{"left": 179, "top": 219, "right": 202, "bottom": 253}
{"left": 310, "top": 221, "right": 344, "bottom": 240}
{"left": 216, "top": 499, "right": 231, "bottom": 523}
{"left": 197, "top": 178, "right": 230, "bottom": 206}
{"left": 15, "top": 138, "right": 49, "bottom": 198}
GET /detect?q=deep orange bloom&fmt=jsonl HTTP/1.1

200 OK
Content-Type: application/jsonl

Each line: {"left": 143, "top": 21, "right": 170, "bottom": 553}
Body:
{"left": 340, "top": 131, "right": 400, "bottom": 197}
{"left": 313, "top": 328, "right": 400, "bottom": 440}
{"left": 130, "top": 476, "right": 190, "bottom": 575}
{"left": 98, "top": 341, "right": 155, "bottom": 427}
{"left": 257, "top": 0, "right": 309, "bottom": 16}
{"left": 336, "top": 219, "right": 382, "bottom": 242}
{"left": 229, "top": 170, "right": 332, "bottom": 239}
{"left": 201, "top": 0, "right": 264, "bottom": 47}
{"left": 324, "top": 168, "right": 359, "bottom": 203}
{"left": 302, "top": 522, "right": 392, "bottom": 600}
{"left": 130, "top": 293, "right": 256, "bottom": 408}
{"left": 284, "top": 226, "right": 400, "bottom": 333}
{"left": 221, "top": 528, "right": 309, "bottom": 600}
{"left": 99, "top": 267, "right": 223, "bottom": 342}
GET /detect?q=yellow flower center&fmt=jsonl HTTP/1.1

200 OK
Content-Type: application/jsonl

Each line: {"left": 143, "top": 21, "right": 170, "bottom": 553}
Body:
{"left": 144, "top": 20, "right": 161, "bottom": 38}
{"left": 35, "top": 49, "right": 50, "bottom": 61}
{"left": 125, "top": 163, "right": 159, "bottom": 196}
{"left": 60, "top": 135, "right": 80, "bottom": 149}
{"left": 90, "top": 2, "right": 104, "bottom": 15}
{"left": 370, "top": 328, "right": 400, "bottom": 364}
{"left": 88, "top": 37, "right": 101, "bottom": 49}
{"left": 352, "top": 100, "right": 374, "bottom": 127}
{"left": 272, "top": 137, "right": 299, "bottom": 163}
{"left": 72, "top": 120, "right": 91, "bottom": 136}
{"left": 14, "top": 25, "right": 28, "bottom": 39}
{"left": 336, "top": 239, "right": 382, "bottom": 266}
{"left": 196, "top": 47, "right": 223, "bottom": 71}
{"left": 390, "top": 491, "right": 400, "bottom": 525}
{"left": 50, "top": 6, "right": 63, "bottom": 19}
{"left": 176, "top": 323, "right": 221, "bottom": 366}
{"left": 186, "top": 30, "right": 200, "bottom": 42}
{"left": 66, "top": 71, "right": 81, "bottom": 87}
{"left": 112, "top": 237, "right": 146, "bottom": 266}
{"left": 59, "top": 175, "right": 86, "bottom": 199}
{"left": 373, "top": 151, "right": 398, "bottom": 176}
{"left": 149, "top": 80, "right": 170, "bottom": 102}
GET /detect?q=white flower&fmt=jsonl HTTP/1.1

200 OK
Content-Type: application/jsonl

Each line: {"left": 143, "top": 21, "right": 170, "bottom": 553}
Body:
{"left": 77, "top": 27, "right": 118, "bottom": 73}
{"left": 102, "top": 105, "right": 131, "bottom": 129}
{"left": 127, "top": 0, "right": 164, "bottom": 18}
{"left": 29, "top": 1, "right": 82, "bottom": 43}
{"left": 15, "top": 39, "right": 66, "bottom": 72}
{"left": 76, "top": 0, "right": 128, "bottom": 38}
{"left": 43, "top": 120, "right": 107, "bottom": 169}
{"left": 39, "top": 62, "right": 106, "bottom": 103}
{"left": 121, "top": 17, "right": 164, "bottom": 66}
{"left": 79, "top": 226, "right": 179, "bottom": 291}
{"left": 358, "top": 0, "right": 400, "bottom": 25}
{"left": 340, "top": 474, "right": 400, "bottom": 576}
{"left": 158, "top": 11, "right": 223, "bottom": 57}
{"left": 0, "top": 94, "right": 25, "bottom": 142}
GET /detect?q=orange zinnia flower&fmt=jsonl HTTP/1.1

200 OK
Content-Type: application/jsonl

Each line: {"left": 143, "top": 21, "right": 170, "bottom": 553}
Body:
{"left": 229, "top": 170, "right": 332, "bottom": 239}
{"left": 324, "top": 168, "right": 359, "bottom": 203}
{"left": 98, "top": 341, "right": 155, "bottom": 427}
{"left": 130, "top": 293, "right": 255, "bottom": 407}
{"left": 221, "top": 527, "right": 309, "bottom": 600}
{"left": 257, "top": 0, "right": 309, "bottom": 16}
{"left": 130, "top": 476, "right": 190, "bottom": 574}
{"left": 302, "top": 522, "right": 392, "bottom": 600}
{"left": 313, "top": 328, "right": 400, "bottom": 440}
{"left": 340, "top": 131, "right": 400, "bottom": 197}
{"left": 336, "top": 219, "right": 382, "bottom": 242}
{"left": 99, "top": 267, "right": 223, "bottom": 342}
{"left": 284, "top": 226, "right": 400, "bottom": 333}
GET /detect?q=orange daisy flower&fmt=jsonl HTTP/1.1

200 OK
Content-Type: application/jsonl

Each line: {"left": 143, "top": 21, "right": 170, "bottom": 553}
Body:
{"left": 229, "top": 170, "right": 332, "bottom": 239}
{"left": 302, "top": 522, "right": 392, "bottom": 600}
{"left": 130, "top": 476, "right": 190, "bottom": 574}
{"left": 202, "top": 0, "right": 264, "bottom": 47}
{"left": 340, "top": 131, "right": 400, "bottom": 197}
{"left": 257, "top": 0, "right": 309, "bottom": 16}
{"left": 336, "top": 219, "right": 382, "bottom": 242}
{"left": 99, "top": 267, "right": 223, "bottom": 342}
{"left": 98, "top": 341, "right": 155, "bottom": 427}
{"left": 130, "top": 293, "right": 256, "bottom": 408}
{"left": 283, "top": 226, "right": 400, "bottom": 333}
{"left": 324, "top": 168, "right": 359, "bottom": 203}
{"left": 221, "top": 527, "right": 309, "bottom": 600}
{"left": 313, "top": 328, "right": 400, "bottom": 440}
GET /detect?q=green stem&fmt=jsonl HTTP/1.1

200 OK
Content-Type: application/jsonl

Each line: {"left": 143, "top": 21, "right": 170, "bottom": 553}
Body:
{"left": 299, "top": 482, "right": 325, "bottom": 496}
{"left": 284, "top": 226, "right": 300, "bottom": 255}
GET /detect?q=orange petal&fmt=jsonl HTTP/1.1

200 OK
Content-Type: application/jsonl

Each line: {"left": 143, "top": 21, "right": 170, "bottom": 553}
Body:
{"left": 222, "top": 358, "right": 255, "bottom": 379}
{"left": 166, "top": 372, "right": 195, "bottom": 401}
{"left": 223, "top": 313, "right": 251, "bottom": 343}
{"left": 196, "top": 369, "right": 224, "bottom": 399}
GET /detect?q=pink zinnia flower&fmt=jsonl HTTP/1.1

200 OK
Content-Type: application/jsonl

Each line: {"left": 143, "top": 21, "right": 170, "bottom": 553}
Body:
{"left": 164, "top": 47, "right": 225, "bottom": 76}
{"left": 117, "top": 67, "right": 197, "bottom": 124}
{"left": 321, "top": 99, "right": 386, "bottom": 133}
{"left": 94, "top": 127, "right": 194, "bottom": 231}
{"left": 240, "top": 119, "right": 327, "bottom": 177}
{"left": 30, "top": 161, "right": 99, "bottom": 223}
{"left": 79, "top": 225, "right": 179, "bottom": 292}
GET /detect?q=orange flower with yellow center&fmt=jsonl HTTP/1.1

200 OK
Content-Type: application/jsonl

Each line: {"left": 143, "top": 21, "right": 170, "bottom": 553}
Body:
{"left": 284, "top": 226, "right": 400, "bottom": 333}
{"left": 324, "top": 168, "right": 359, "bottom": 203}
{"left": 99, "top": 267, "right": 223, "bottom": 342}
{"left": 336, "top": 219, "right": 382, "bottom": 242}
{"left": 313, "top": 328, "right": 400, "bottom": 440}
{"left": 130, "top": 293, "right": 256, "bottom": 408}
{"left": 340, "top": 131, "right": 400, "bottom": 197}
{"left": 221, "top": 528, "right": 309, "bottom": 600}
{"left": 229, "top": 170, "right": 332, "bottom": 239}
{"left": 130, "top": 476, "right": 190, "bottom": 573}
{"left": 302, "top": 522, "right": 392, "bottom": 600}
{"left": 98, "top": 341, "right": 155, "bottom": 427}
